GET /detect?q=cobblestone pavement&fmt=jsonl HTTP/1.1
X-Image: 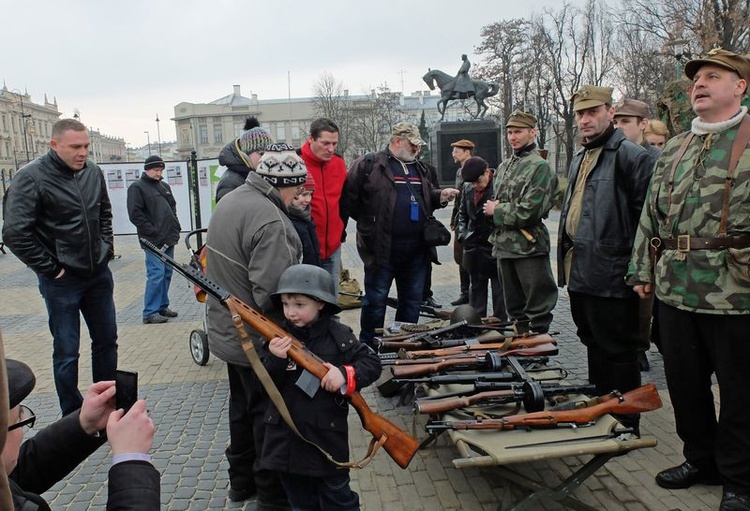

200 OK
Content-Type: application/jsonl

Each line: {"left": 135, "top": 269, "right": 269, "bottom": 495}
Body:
{"left": 0, "top": 207, "right": 720, "bottom": 510}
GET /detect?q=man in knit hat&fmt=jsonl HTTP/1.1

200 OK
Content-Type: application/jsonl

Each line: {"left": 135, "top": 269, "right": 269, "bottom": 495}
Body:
{"left": 127, "top": 155, "right": 182, "bottom": 324}
{"left": 456, "top": 156, "right": 505, "bottom": 319}
{"left": 558, "top": 85, "right": 655, "bottom": 435}
{"left": 215, "top": 116, "right": 274, "bottom": 202}
{"left": 206, "top": 142, "right": 305, "bottom": 507}
{"left": 450, "top": 139, "right": 475, "bottom": 306}
{"left": 628, "top": 48, "right": 750, "bottom": 510}
{"left": 483, "top": 110, "right": 558, "bottom": 334}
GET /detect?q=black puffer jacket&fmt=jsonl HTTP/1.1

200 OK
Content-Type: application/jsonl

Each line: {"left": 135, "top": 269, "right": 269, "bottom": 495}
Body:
{"left": 126, "top": 173, "right": 181, "bottom": 248}
{"left": 2, "top": 150, "right": 114, "bottom": 279}
{"left": 259, "top": 316, "right": 381, "bottom": 476}
{"left": 216, "top": 140, "right": 252, "bottom": 202}
{"left": 557, "top": 128, "right": 655, "bottom": 297}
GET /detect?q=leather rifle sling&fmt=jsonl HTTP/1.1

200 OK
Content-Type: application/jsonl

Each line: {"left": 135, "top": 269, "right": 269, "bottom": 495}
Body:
{"left": 227, "top": 300, "right": 382, "bottom": 469}
{"left": 719, "top": 115, "right": 750, "bottom": 236}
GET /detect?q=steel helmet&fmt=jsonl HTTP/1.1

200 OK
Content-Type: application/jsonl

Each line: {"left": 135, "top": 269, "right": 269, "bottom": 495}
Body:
{"left": 450, "top": 304, "right": 481, "bottom": 325}
{"left": 272, "top": 264, "right": 341, "bottom": 314}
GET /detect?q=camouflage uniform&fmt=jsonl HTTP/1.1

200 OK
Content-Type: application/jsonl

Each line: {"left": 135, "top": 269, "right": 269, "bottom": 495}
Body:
{"left": 628, "top": 112, "right": 750, "bottom": 492}
{"left": 489, "top": 145, "right": 559, "bottom": 332}
{"left": 628, "top": 124, "right": 750, "bottom": 312}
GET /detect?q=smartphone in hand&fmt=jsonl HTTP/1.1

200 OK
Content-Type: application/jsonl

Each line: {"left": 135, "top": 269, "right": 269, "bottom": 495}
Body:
{"left": 115, "top": 370, "right": 138, "bottom": 413}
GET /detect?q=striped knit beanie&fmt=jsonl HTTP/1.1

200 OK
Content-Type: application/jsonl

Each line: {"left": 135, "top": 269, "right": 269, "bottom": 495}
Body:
{"left": 238, "top": 126, "right": 273, "bottom": 155}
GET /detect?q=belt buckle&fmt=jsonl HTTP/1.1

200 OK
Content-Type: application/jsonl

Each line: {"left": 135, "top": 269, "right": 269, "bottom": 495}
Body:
{"left": 677, "top": 234, "right": 690, "bottom": 252}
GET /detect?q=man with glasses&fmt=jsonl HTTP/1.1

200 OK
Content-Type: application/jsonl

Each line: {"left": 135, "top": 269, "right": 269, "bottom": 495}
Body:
{"left": 2, "top": 358, "right": 159, "bottom": 509}
{"left": 127, "top": 155, "right": 182, "bottom": 325}
{"left": 343, "top": 123, "right": 459, "bottom": 349}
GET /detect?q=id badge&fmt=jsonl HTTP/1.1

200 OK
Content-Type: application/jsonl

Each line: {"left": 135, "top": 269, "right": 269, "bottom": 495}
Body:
{"left": 410, "top": 200, "right": 419, "bottom": 221}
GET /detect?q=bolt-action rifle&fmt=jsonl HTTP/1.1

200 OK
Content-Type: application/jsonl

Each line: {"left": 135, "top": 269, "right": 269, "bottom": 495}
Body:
{"left": 400, "top": 333, "right": 556, "bottom": 360}
{"left": 141, "top": 239, "right": 419, "bottom": 469}
{"left": 424, "top": 383, "right": 662, "bottom": 433}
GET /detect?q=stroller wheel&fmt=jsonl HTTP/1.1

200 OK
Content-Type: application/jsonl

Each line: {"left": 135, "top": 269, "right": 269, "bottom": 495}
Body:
{"left": 189, "top": 329, "right": 210, "bottom": 366}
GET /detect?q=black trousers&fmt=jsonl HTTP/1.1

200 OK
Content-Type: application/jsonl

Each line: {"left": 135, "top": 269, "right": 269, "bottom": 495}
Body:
{"left": 226, "top": 363, "right": 289, "bottom": 506}
{"left": 658, "top": 302, "right": 750, "bottom": 493}
{"left": 569, "top": 291, "right": 641, "bottom": 430}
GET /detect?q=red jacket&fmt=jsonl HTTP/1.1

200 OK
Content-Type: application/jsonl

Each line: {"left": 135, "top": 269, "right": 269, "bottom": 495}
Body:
{"left": 299, "top": 140, "right": 347, "bottom": 260}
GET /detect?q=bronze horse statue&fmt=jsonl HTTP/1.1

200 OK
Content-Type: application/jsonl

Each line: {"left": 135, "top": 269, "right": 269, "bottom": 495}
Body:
{"left": 422, "top": 69, "right": 499, "bottom": 120}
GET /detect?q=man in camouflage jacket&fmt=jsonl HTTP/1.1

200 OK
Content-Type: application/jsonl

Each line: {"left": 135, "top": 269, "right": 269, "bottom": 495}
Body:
{"left": 627, "top": 49, "right": 750, "bottom": 510}
{"left": 483, "top": 111, "right": 558, "bottom": 333}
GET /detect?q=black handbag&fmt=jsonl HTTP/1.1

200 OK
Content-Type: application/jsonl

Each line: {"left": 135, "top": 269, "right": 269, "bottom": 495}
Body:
{"left": 423, "top": 216, "right": 452, "bottom": 246}
{"left": 402, "top": 174, "right": 451, "bottom": 247}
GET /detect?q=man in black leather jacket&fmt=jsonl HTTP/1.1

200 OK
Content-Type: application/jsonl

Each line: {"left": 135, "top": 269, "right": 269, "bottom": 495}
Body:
{"left": 2, "top": 119, "right": 118, "bottom": 416}
{"left": 557, "top": 85, "right": 655, "bottom": 434}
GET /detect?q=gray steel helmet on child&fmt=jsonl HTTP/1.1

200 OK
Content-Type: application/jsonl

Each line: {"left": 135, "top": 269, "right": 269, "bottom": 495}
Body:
{"left": 272, "top": 264, "right": 341, "bottom": 314}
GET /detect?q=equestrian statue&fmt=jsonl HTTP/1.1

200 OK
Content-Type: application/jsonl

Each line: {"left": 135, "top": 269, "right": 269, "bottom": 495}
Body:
{"left": 422, "top": 55, "right": 499, "bottom": 120}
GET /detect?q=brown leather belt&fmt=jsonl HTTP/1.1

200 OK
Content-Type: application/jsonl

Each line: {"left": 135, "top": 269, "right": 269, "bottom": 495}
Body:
{"left": 661, "top": 235, "right": 750, "bottom": 252}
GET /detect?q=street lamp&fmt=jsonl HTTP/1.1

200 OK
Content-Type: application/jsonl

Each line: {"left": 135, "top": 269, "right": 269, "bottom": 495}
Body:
{"left": 666, "top": 39, "right": 691, "bottom": 78}
{"left": 144, "top": 131, "right": 151, "bottom": 155}
{"left": 155, "top": 114, "right": 162, "bottom": 157}
{"left": 10, "top": 89, "right": 31, "bottom": 163}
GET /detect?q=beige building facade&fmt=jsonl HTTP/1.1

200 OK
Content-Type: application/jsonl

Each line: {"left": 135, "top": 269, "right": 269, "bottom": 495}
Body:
{"left": 172, "top": 84, "right": 470, "bottom": 162}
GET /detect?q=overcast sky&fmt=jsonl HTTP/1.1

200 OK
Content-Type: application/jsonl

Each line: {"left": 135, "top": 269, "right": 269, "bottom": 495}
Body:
{"left": 3, "top": 0, "right": 580, "bottom": 148}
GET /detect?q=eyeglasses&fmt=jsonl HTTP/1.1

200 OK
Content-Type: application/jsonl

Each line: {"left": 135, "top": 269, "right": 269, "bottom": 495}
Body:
{"left": 8, "top": 404, "right": 36, "bottom": 432}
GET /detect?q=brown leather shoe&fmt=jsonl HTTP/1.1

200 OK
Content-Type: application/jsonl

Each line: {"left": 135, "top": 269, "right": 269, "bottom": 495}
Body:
{"left": 655, "top": 461, "right": 721, "bottom": 489}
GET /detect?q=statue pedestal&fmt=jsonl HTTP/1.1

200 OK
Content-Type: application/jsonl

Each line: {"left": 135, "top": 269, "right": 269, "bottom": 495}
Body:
{"left": 431, "top": 120, "right": 501, "bottom": 185}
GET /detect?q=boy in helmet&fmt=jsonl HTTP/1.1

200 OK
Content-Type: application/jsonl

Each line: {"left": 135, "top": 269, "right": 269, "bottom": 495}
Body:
{"left": 260, "top": 264, "right": 381, "bottom": 511}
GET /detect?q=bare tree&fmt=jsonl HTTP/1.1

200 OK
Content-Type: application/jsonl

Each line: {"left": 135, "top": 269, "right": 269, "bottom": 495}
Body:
{"left": 475, "top": 18, "right": 529, "bottom": 156}
{"left": 347, "top": 86, "right": 406, "bottom": 156}
{"left": 311, "top": 72, "right": 353, "bottom": 158}
{"left": 619, "top": 0, "right": 750, "bottom": 53}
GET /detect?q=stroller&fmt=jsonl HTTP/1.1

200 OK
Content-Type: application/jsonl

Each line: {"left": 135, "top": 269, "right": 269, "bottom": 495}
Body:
{"left": 185, "top": 228, "right": 210, "bottom": 365}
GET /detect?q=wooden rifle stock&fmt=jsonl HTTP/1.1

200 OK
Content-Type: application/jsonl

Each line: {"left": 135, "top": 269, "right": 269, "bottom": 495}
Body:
{"left": 426, "top": 383, "right": 662, "bottom": 432}
{"left": 390, "top": 343, "right": 558, "bottom": 379}
{"left": 140, "top": 239, "right": 419, "bottom": 469}
{"left": 403, "top": 333, "right": 556, "bottom": 360}
{"left": 415, "top": 382, "right": 596, "bottom": 414}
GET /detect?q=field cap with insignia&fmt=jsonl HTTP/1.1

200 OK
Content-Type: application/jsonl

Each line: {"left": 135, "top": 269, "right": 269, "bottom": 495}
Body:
{"left": 571, "top": 85, "right": 614, "bottom": 112}
{"left": 614, "top": 98, "right": 650, "bottom": 119}
{"left": 506, "top": 110, "right": 537, "bottom": 129}
{"left": 684, "top": 48, "right": 750, "bottom": 85}
{"left": 392, "top": 122, "right": 426, "bottom": 146}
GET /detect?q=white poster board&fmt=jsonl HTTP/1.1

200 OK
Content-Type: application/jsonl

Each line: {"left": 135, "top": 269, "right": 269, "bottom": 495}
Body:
{"left": 100, "top": 159, "right": 221, "bottom": 236}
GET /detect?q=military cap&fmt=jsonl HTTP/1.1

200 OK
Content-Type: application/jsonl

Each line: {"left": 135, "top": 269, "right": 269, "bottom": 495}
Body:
{"left": 392, "top": 122, "right": 426, "bottom": 146}
{"left": 684, "top": 48, "right": 750, "bottom": 83}
{"left": 506, "top": 110, "right": 537, "bottom": 129}
{"left": 614, "top": 98, "right": 650, "bottom": 119}
{"left": 571, "top": 85, "right": 614, "bottom": 112}
{"left": 450, "top": 139, "right": 475, "bottom": 150}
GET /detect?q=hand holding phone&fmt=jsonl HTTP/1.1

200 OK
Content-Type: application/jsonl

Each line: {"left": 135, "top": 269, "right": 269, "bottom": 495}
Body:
{"left": 115, "top": 370, "right": 138, "bottom": 413}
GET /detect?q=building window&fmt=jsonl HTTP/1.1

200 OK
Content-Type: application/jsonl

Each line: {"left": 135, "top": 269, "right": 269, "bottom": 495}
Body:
{"left": 198, "top": 124, "right": 208, "bottom": 144}
{"left": 214, "top": 124, "right": 223, "bottom": 144}
{"left": 276, "top": 123, "right": 285, "bottom": 141}
{"left": 291, "top": 125, "right": 301, "bottom": 141}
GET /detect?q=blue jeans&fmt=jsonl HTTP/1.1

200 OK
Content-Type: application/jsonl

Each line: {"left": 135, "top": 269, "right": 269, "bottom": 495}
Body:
{"left": 281, "top": 472, "right": 359, "bottom": 511}
{"left": 359, "top": 242, "right": 428, "bottom": 347}
{"left": 37, "top": 266, "right": 118, "bottom": 415}
{"left": 320, "top": 246, "right": 341, "bottom": 300}
{"left": 143, "top": 245, "right": 174, "bottom": 317}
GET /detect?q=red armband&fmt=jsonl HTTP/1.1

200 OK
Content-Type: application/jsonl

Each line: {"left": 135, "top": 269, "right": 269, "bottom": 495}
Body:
{"left": 343, "top": 365, "right": 356, "bottom": 395}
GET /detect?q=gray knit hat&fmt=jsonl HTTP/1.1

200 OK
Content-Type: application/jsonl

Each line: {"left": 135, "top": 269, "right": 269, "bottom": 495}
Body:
{"left": 238, "top": 126, "right": 273, "bottom": 155}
